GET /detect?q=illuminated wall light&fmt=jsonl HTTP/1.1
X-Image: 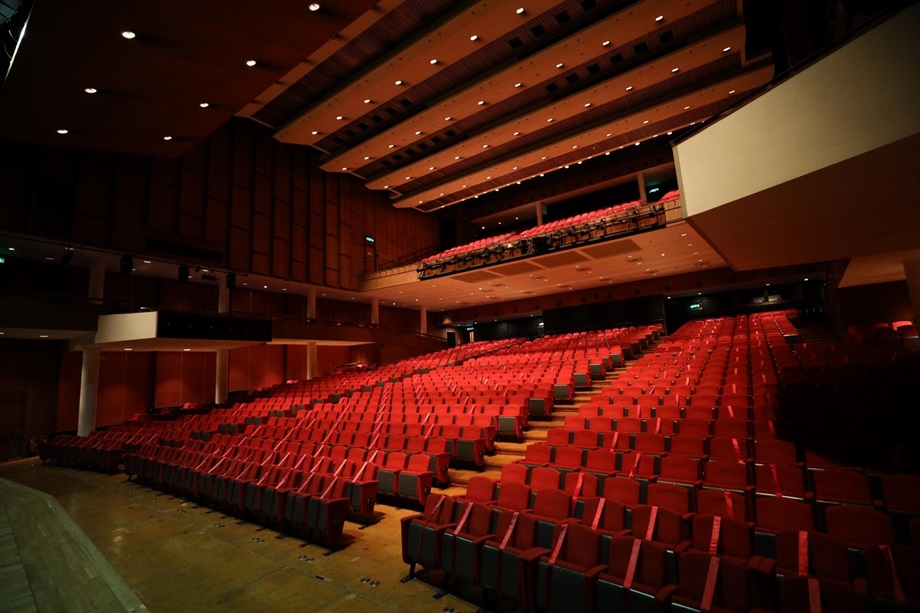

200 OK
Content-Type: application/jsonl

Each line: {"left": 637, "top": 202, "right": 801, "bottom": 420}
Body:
{"left": 56, "top": 129, "right": 68, "bottom": 135}
{"left": 246, "top": 60, "right": 257, "bottom": 67}
{"left": 163, "top": 136, "right": 172, "bottom": 141}
{"left": 84, "top": 87, "right": 97, "bottom": 94}
{"left": 309, "top": 3, "right": 321, "bottom": 11}
{"left": 199, "top": 102, "right": 209, "bottom": 108}
{"left": 121, "top": 31, "right": 136, "bottom": 39}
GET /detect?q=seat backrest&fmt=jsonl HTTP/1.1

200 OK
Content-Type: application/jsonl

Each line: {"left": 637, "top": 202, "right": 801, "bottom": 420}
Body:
{"left": 384, "top": 452, "right": 407, "bottom": 470}
{"left": 647, "top": 482, "right": 691, "bottom": 513}
{"left": 463, "top": 475, "right": 496, "bottom": 502}
{"left": 529, "top": 467, "right": 562, "bottom": 491}
{"left": 775, "top": 530, "right": 852, "bottom": 584}
{"left": 603, "top": 477, "right": 641, "bottom": 506}
{"left": 496, "top": 481, "right": 531, "bottom": 511}
{"left": 691, "top": 515, "right": 754, "bottom": 561}
{"left": 531, "top": 488, "right": 572, "bottom": 520}
{"left": 501, "top": 463, "right": 529, "bottom": 484}
{"left": 406, "top": 452, "right": 431, "bottom": 472}
{"left": 755, "top": 497, "right": 815, "bottom": 531}
{"left": 825, "top": 505, "right": 895, "bottom": 547}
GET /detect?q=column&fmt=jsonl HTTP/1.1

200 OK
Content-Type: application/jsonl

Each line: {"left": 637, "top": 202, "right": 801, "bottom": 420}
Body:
{"left": 88, "top": 255, "right": 106, "bottom": 302}
{"left": 77, "top": 347, "right": 100, "bottom": 436}
{"left": 307, "top": 288, "right": 317, "bottom": 320}
{"left": 371, "top": 297, "right": 380, "bottom": 325}
{"left": 637, "top": 171, "right": 648, "bottom": 203}
{"left": 904, "top": 258, "right": 920, "bottom": 324}
{"left": 215, "top": 280, "right": 230, "bottom": 404}
{"left": 535, "top": 201, "right": 544, "bottom": 226}
{"left": 420, "top": 305, "right": 428, "bottom": 335}
{"left": 306, "top": 342, "right": 317, "bottom": 380}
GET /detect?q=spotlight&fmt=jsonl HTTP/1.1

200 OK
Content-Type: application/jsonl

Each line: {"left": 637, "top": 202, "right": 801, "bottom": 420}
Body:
{"left": 178, "top": 264, "right": 189, "bottom": 282}
{"left": 226, "top": 273, "right": 236, "bottom": 290}
{"left": 120, "top": 255, "right": 133, "bottom": 275}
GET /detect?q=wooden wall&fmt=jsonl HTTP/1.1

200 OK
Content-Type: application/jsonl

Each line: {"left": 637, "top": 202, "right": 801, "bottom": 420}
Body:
{"left": 0, "top": 119, "right": 439, "bottom": 291}
{"left": 837, "top": 280, "right": 913, "bottom": 327}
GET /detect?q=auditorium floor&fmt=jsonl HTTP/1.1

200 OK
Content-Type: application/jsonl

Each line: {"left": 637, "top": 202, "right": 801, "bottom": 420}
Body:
{"left": 0, "top": 457, "right": 497, "bottom": 613}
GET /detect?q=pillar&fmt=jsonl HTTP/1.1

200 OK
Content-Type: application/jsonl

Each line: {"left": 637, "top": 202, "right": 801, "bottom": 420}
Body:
{"left": 420, "top": 305, "right": 428, "bottom": 335}
{"left": 637, "top": 171, "right": 648, "bottom": 203}
{"left": 306, "top": 342, "right": 317, "bottom": 380}
{"left": 77, "top": 347, "right": 100, "bottom": 436}
{"left": 307, "top": 288, "right": 317, "bottom": 320}
{"left": 904, "top": 258, "right": 920, "bottom": 325}
{"left": 88, "top": 255, "right": 106, "bottom": 302}
{"left": 535, "top": 201, "right": 544, "bottom": 226}
{"left": 215, "top": 280, "right": 230, "bottom": 404}
{"left": 371, "top": 297, "right": 380, "bottom": 325}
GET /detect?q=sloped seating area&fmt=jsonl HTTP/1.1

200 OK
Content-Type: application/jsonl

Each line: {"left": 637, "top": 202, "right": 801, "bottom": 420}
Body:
{"left": 39, "top": 326, "right": 658, "bottom": 550}
{"left": 417, "top": 193, "right": 682, "bottom": 279}
{"left": 401, "top": 312, "right": 920, "bottom": 611}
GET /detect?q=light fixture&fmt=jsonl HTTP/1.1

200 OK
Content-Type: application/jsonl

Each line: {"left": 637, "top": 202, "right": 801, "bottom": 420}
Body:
{"left": 405, "top": 176, "right": 412, "bottom": 180}
{"left": 547, "top": 118, "right": 553, "bottom": 122}
{"left": 470, "top": 35, "right": 479, "bottom": 41}
{"left": 163, "top": 136, "right": 172, "bottom": 141}
{"left": 199, "top": 102, "right": 209, "bottom": 108}
{"left": 430, "top": 59, "right": 438, "bottom": 65}
{"left": 723, "top": 46, "right": 731, "bottom": 52}
{"left": 311, "top": 130, "right": 319, "bottom": 135}
{"left": 454, "top": 156, "right": 461, "bottom": 160}
{"left": 680, "top": 233, "right": 688, "bottom": 237}
{"left": 626, "top": 86, "right": 633, "bottom": 91}
{"left": 394, "top": 80, "right": 403, "bottom": 85}
{"left": 363, "top": 99, "right": 372, "bottom": 104}
{"left": 584, "top": 102, "right": 591, "bottom": 107}
{"left": 336, "top": 115, "right": 344, "bottom": 120}
{"left": 671, "top": 67, "right": 679, "bottom": 73}
{"left": 39, "top": 335, "right": 49, "bottom": 338}
{"left": 414, "top": 130, "right": 422, "bottom": 135}
{"left": 183, "top": 348, "right": 191, "bottom": 352}
{"left": 804, "top": 278, "right": 809, "bottom": 282}
{"left": 121, "top": 31, "right": 136, "bottom": 39}
{"left": 363, "top": 156, "right": 370, "bottom": 160}
{"left": 643, "top": 120, "right": 649, "bottom": 124}
{"left": 728, "top": 89, "right": 736, "bottom": 94}
{"left": 516, "top": 7, "right": 525, "bottom": 14}
{"left": 555, "top": 62, "right": 564, "bottom": 68}
{"left": 477, "top": 100, "right": 485, "bottom": 105}
{"left": 514, "top": 82, "right": 522, "bottom": 88}
{"left": 309, "top": 3, "right": 321, "bottom": 11}
{"left": 482, "top": 144, "right": 489, "bottom": 148}
{"left": 513, "top": 131, "right": 520, "bottom": 136}
{"left": 388, "top": 144, "right": 395, "bottom": 148}
{"left": 444, "top": 116, "right": 452, "bottom": 121}
{"left": 602, "top": 40, "right": 611, "bottom": 46}
{"left": 342, "top": 167, "right": 349, "bottom": 171}
{"left": 56, "top": 129, "right": 68, "bottom": 135}
{"left": 684, "top": 105, "right": 691, "bottom": 110}
{"left": 246, "top": 60, "right": 257, "bottom": 67}
{"left": 84, "top": 87, "right": 97, "bottom": 94}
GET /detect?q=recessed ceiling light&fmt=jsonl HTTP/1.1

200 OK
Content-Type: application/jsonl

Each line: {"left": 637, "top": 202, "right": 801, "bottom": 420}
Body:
{"left": 667, "top": 131, "right": 672, "bottom": 135}
{"left": 444, "top": 116, "right": 452, "bottom": 121}
{"left": 388, "top": 144, "right": 395, "bottom": 148}
{"left": 39, "top": 335, "right": 49, "bottom": 338}
{"left": 572, "top": 145, "right": 578, "bottom": 149}
{"left": 626, "top": 86, "right": 633, "bottom": 91}
{"left": 429, "top": 166, "right": 435, "bottom": 171}
{"left": 723, "top": 46, "right": 731, "bottom": 52}
{"left": 384, "top": 185, "right": 389, "bottom": 188}
{"left": 728, "top": 90, "right": 736, "bottom": 94}
{"left": 584, "top": 102, "right": 591, "bottom": 107}
{"left": 804, "top": 278, "right": 809, "bottom": 281}
{"left": 405, "top": 176, "right": 412, "bottom": 180}
{"left": 635, "top": 141, "right": 640, "bottom": 146}
{"left": 454, "top": 156, "right": 461, "bottom": 160}
{"left": 143, "top": 260, "right": 151, "bottom": 264}
{"left": 430, "top": 59, "right": 438, "bottom": 65}
{"left": 363, "top": 99, "right": 372, "bottom": 104}
{"left": 514, "top": 82, "right": 522, "bottom": 88}
{"left": 671, "top": 67, "right": 679, "bottom": 73}
{"left": 547, "top": 118, "right": 553, "bottom": 122}
{"left": 684, "top": 105, "right": 691, "bottom": 110}
{"left": 516, "top": 7, "right": 525, "bottom": 14}
{"left": 7, "top": 247, "right": 14, "bottom": 251}
{"left": 477, "top": 100, "right": 485, "bottom": 105}
{"left": 513, "top": 131, "right": 520, "bottom": 136}
{"left": 282, "top": 288, "right": 288, "bottom": 291}
{"left": 309, "top": 3, "right": 321, "bottom": 11}
{"left": 163, "top": 136, "right": 172, "bottom": 141}
{"left": 121, "top": 31, "right": 136, "bottom": 39}
{"left": 414, "top": 130, "right": 422, "bottom": 135}
{"left": 556, "top": 62, "right": 564, "bottom": 68}
{"left": 246, "top": 60, "right": 257, "bottom": 67}
{"left": 660, "top": 253, "right": 666, "bottom": 256}
{"left": 263, "top": 285, "right": 268, "bottom": 289}
{"left": 602, "top": 40, "right": 611, "bottom": 46}
{"left": 45, "top": 257, "right": 53, "bottom": 261}
{"left": 84, "top": 87, "right": 97, "bottom": 94}
{"left": 470, "top": 34, "right": 479, "bottom": 41}
{"left": 199, "top": 102, "right": 209, "bottom": 108}
{"left": 124, "top": 348, "right": 133, "bottom": 351}
{"left": 342, "top": 167, "right": 349, "bottom": 171}
{"left": 336, "top": 115, "right": 344, "bottom": 120}
{"left": 643, "top": 120, "right": 649, "bottom": 124}
{"left": 394, "top": 80, "right": 403, "bottom": 85}
{"left": 680, "top": 232, "right": 688, "bottom": 237}
{"left": 183, "top": 348, "right": 191, "bottom": 352}
{"left": 482, "top": 144, "right": 489, "bottom": 148}
{"left": 56, "top": 129, "right": 68, "bottom": 135}
{"left": 363, "top": 156, "right": 370, "bottom": 160}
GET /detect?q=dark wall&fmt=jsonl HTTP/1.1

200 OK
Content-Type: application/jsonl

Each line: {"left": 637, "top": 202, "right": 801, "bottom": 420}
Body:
{"left": 0, "top": 118, "right": 439, "bottom": 291}
{"left": 0, "top": 339, "right": 62, "bottom": 455}
{"left": 837, "top": 280, "right": 913, "bottom": 327}
{"left": 543, "top": 296, "right": 665, "bottom": 335}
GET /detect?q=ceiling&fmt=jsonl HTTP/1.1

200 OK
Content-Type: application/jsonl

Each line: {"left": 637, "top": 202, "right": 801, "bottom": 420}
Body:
{"left": 245, "top": 0, "right": 773, "bottom": 212}
{"left": 4, "top": 0, "right": 842, "bottom": 322}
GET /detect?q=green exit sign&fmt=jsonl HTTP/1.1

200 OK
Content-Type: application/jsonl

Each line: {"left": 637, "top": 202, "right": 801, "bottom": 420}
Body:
{"left": 0, "top": 256, "right": 5, "bottom": 264}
